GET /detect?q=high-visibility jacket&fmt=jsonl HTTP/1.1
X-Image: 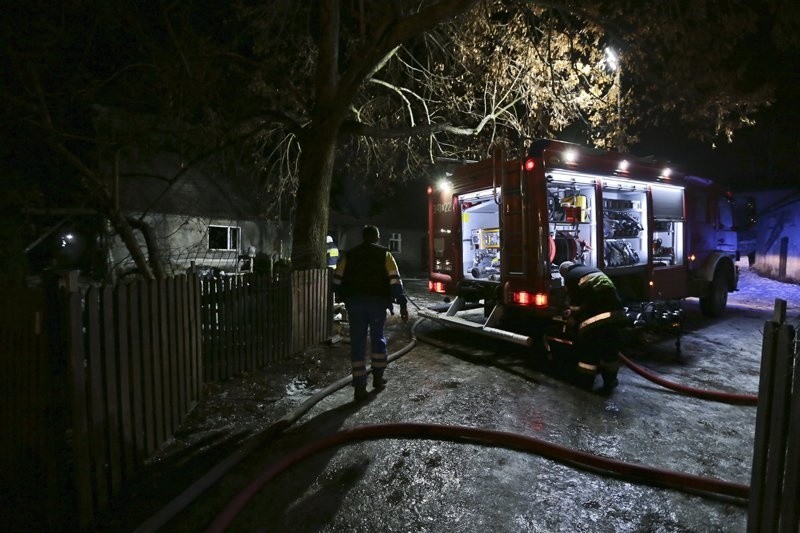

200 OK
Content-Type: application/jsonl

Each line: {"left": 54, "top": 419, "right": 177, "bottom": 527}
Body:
{"left": 562, "top": 264, "right": 627, "bottom": 373}
{"left": 332, "top": 242, "right": 404, "bottom": 303}
{"left": 562, "top": 264, "right": 625, "bottom": 327}
{"left": 326, "top": 241, "right": 339, "bottom": 268}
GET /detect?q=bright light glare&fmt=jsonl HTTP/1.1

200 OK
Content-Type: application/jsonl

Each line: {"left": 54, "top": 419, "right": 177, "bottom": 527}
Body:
{"left": 605, "top": 47, "right": 619, "bottom": 71}
{"left": 513, "top": 291, "right": 548, "bottom": 307}
{"left": 618, "top": 159, "right": 629, "bottom": 172}
{"left": 437, "top": 179, "right": 452, "bottom": 194}
{"left": 661, "top": 167, "right": 672, "bottom": 178}
{"left": 429, "top": 281, "right": 446, "bottom": 294}
{"left": 564, "top": 149, "right": 578, "bottom": 164}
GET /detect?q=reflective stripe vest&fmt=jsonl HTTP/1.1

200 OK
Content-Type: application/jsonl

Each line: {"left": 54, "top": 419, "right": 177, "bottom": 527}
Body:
{"left": 562, "top": 264, "right": 624, "bottom": 325}
{"left": 326, "top": 241, "right": 339, "bottom": 268}
{"left": 333, "top": 242, "right": 404, "bottom": 301}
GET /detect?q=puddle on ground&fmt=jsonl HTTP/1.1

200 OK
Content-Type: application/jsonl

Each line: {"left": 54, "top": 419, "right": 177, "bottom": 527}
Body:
{"left": 285, "top": 376, "right": 311, "bottom": 396}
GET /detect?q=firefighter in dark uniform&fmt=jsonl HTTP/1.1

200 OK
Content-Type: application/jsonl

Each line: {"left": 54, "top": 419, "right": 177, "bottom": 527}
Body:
{"left": 559, "top": 261, "right": 628, "bottom": 393}
{"left": 333, "top": 225, "right": 408, "bottom": 401}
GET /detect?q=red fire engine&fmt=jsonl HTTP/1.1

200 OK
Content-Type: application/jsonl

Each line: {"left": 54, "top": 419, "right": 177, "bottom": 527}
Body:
{"left": 422, "top": 140, "right": 740, "bottom": 346}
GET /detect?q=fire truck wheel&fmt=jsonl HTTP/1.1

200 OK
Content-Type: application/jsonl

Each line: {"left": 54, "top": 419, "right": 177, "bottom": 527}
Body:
{"left": 699, "top": 267, "right": 728, "bottom": 317}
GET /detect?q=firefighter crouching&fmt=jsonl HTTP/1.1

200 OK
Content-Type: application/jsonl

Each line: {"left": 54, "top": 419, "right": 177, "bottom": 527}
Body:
{"left": 559, "top": 261, "right": 629, "bottom": 393}
{"left": 333, "top": 225, "right": 408, "bottom": 402}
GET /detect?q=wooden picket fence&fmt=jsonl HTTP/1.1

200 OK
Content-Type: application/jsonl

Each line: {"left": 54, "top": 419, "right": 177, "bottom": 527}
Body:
{"left": 0, "top": 268, "right": 330, "bottom": 530}
{"left": 200, "top": 269, "right": 332, "bottom": 381}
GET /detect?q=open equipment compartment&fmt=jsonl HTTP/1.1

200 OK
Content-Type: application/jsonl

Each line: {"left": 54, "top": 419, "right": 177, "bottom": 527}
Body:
{"left": 459, "top": 188, "right": 501, "bottom": 280}
{"left": 601, "top": 178, "right": 648, "bottom": 269}
{"left": 651, "top": 183, "right": 685, "bottom": 267}
{"left": 547, "top": 171, "right": 598, "bottom": 275}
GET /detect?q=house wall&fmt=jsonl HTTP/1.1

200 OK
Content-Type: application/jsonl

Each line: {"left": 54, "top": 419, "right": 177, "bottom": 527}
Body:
{"left": 329, "top": 178, "right": 429, "bottom": 280}
{"left": 330, "top": 226, "right": 427, "bottom": 279}
{"left": 110, "top": 213, "right": 289, "bottom": 276}
{"left": 747, "top": 189, "right": 800, "bottom": 283}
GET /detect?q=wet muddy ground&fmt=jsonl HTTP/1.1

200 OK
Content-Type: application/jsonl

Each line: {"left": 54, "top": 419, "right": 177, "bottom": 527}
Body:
{"left": 96, "top": 267, "right": 800, "bottom": 532}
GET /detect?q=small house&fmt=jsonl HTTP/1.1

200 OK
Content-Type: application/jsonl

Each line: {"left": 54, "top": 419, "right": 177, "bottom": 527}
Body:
{"left": 111, "top": 155, "right": 289, "bottom": 279}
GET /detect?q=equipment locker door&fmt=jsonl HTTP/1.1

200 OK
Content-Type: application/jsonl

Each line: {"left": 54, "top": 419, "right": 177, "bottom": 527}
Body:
{"left": 500, "top": 156, "right": 525, "bottom": 278}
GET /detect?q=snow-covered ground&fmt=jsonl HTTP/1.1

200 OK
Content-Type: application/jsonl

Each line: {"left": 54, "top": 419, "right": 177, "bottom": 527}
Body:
{"left": 730, "top": 266, "right": 800, "bottom": 318}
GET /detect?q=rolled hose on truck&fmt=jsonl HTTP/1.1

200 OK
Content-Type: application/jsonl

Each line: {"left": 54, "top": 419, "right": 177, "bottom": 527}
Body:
{"left": 203, "top": 302, "right": 755, "bottom": 531}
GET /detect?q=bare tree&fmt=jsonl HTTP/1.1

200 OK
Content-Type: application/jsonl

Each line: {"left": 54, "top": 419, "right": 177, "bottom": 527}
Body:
{"left": 1, "top": 0, "right": 254, "bottom": 280}
{"left": 238, "top": 0, "right": 776, "bottom": 269}
{"left": 3, "top": 0, "right": 787, "bottom": 277}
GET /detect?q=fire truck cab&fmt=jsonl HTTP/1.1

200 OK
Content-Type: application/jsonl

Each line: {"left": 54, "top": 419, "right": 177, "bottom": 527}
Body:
{"left": 422, "top": 140, "right": 739, "bottom": 346}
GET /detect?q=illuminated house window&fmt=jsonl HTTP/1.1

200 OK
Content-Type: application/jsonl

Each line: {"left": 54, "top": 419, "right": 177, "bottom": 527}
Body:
{"left": 388, "top": 232, "right": 402, "bottom": 253}
{"left": 208, "top": 225, "right": 240, "bottom": 250}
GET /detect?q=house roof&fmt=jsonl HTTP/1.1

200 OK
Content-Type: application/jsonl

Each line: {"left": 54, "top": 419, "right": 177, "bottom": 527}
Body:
{"left": 119, "top": 154, "right": 259, "bottom": 219}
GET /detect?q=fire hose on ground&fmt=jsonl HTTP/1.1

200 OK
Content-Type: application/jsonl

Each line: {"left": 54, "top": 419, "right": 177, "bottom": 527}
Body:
{"left": 202, "top": 304, "right": 755, "bottom": 531}
{"left": 135, "top": 321, "right": 420, "bottom": 533}
{"left": 207, "top": 421, "right": 748, "bottom": 532}
{"left": 618, "top": 352, "right": 758, "bottom": 406}
{"left": 135, "top": 294, "right": 757, "bottom": 531}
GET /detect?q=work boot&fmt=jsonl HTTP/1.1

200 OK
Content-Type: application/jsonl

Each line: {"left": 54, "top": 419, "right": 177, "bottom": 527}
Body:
{"left": 576, "top": 373, "right": 595, "bottom": 391}
{"left": 373, "top": 374, "right": 388, "bottom": 390}
{"left": 600, "top": 373, "right": 619, "bottom": 394}
{"left": 353, "top": 385, "right": 368, "bottom": 402}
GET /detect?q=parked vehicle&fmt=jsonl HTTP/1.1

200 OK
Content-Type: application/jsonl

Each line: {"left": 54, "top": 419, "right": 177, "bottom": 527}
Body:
{"left": 422, "top": 140, "right": 740, "bottom": 346}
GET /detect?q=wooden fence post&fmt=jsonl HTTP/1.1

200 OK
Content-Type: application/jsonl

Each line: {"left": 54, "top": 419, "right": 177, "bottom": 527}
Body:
{"left": 748, "top": 299, "right": 799, "bottom": 533}
{"left": 61, "top": 270, "right": 95, "bottom": 528}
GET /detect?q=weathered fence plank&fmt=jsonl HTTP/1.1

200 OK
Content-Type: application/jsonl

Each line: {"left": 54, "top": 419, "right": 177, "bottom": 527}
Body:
{"left": 101, "top": 285, "right": 122, "bottom": 495}
{"left": 167, "top": 277, "right": 179, "bottom": 433}
{"left": 148, "top": 280, "right": 165, "bottom": 447}
{"left": 86, "top": 287, "right": 110, "bottom": 508}
{"left": 176, "top": 276, "right": 186, "bottom": 422}
{"left": 127, "top": 284, "right": 145, "bottom": 464}
{"left": 2, "top": 269, "right": 327, "bottom": 528}
{"left": 114, "top": 286, "right": 134, "bottom": 479}
{"left": 138, "top": 280, "right": 155, "bottom": 456}
{"left": 66, "top": 288, "right": 93, "bottom": 528}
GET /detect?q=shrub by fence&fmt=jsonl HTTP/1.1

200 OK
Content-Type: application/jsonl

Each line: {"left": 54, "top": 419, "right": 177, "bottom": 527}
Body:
{"left": 0, "top": 268, "right": 330, "bottom": 529}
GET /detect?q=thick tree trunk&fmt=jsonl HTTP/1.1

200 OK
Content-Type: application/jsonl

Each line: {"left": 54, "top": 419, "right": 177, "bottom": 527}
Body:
{"left": 108, "top": 210, "right": 156, "bottom": 280}
{"left": 291, "top": 0, "right": 341, "bottom": 270}
{"left": 291, "top": 124, "right": 338, "bottom": 269}
{"left": 127, "top": 217, "right": 166, "bottom": 279}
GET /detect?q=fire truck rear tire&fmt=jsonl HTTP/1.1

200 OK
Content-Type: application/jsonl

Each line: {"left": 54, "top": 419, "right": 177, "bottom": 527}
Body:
{"left": 699, "top": 268, "right": 728, "bottom": 317}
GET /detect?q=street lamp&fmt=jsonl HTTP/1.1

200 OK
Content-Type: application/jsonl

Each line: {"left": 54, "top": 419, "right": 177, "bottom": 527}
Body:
{"left": 605, "top": 47, "right": 622, "bottom": 151}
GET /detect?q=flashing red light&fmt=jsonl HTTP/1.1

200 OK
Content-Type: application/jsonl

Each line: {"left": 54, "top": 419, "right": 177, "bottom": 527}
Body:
{"left": 524, "top": 158, "right": 536, "bottom": 172}
{"left": 429, "top": 280, "right": 446, "bottom": 294}
{"left": 512, "top": 291, "right": 548, "bottom": 307}
{"left": 427, "top": 185, "right": 433, "bottom": 195}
